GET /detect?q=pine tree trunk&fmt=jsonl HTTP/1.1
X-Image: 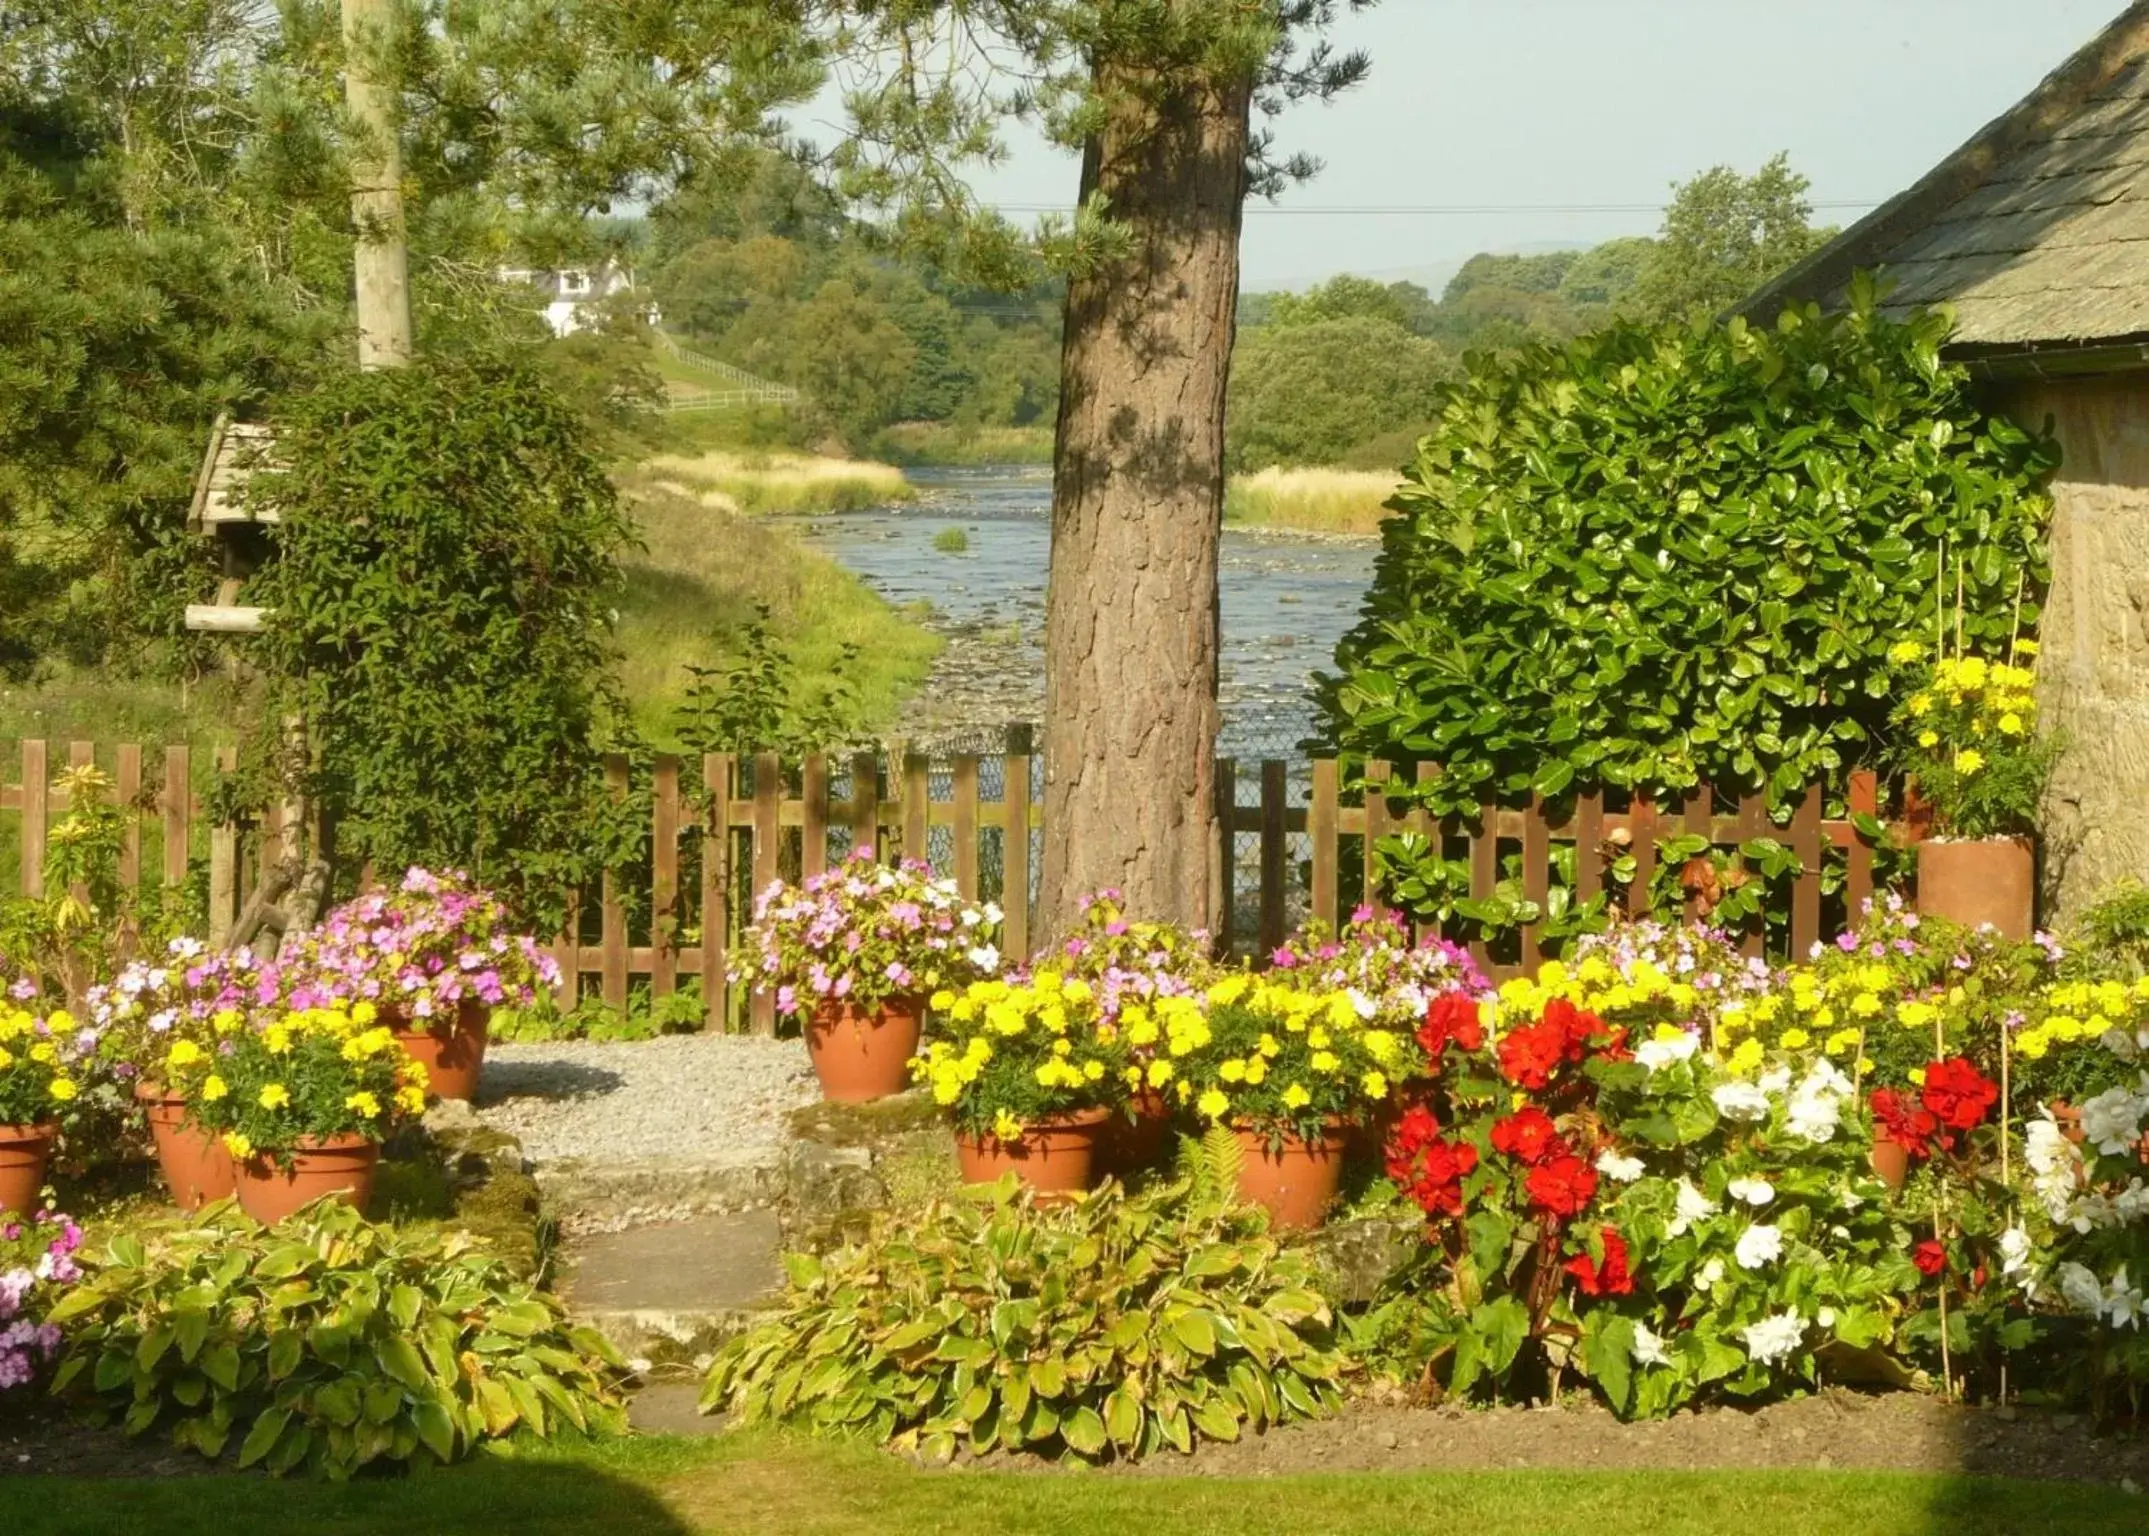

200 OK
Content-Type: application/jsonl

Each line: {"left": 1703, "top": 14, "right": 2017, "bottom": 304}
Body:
{"left": 1036, "top": 64, "right": 1251, "bottom": 944}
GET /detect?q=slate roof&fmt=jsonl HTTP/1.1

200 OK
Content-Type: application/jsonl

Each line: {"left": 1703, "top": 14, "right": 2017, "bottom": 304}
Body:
{"left": 1743, "top": 3, "right": 2149, "bottom": 354}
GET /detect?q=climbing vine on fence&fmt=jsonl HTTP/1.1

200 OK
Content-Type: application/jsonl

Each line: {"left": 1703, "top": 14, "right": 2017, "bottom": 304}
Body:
{"left": 1314, "top": 276, "right": 2058, "bottom": 819}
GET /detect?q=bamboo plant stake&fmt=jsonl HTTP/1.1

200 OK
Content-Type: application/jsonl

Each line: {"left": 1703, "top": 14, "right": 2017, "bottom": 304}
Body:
{"left": 1933, "top": 1009, "right": 1953, "bottom": 1400}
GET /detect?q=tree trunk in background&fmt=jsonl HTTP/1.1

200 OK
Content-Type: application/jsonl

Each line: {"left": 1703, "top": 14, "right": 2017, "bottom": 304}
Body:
{"left": 1036, "top": 64, "right": 1251, "bottom": 944}
{"left": 342, "top": 0, "right": 412, "bottom": 369}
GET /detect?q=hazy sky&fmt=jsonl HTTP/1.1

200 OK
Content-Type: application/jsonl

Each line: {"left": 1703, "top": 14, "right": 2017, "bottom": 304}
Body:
{"left": 796, "top": 0, "right": 2133, "bottom": 291}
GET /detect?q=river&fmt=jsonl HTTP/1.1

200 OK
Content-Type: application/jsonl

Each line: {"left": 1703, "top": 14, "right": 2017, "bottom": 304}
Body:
{"left": 786, "top": 466, "right": 1379, "bottom": 762}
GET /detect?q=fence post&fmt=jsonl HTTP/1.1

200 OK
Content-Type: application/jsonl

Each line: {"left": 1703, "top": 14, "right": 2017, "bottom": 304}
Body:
{"left": 652, "top": 754, "right": 680, "bottom": 1000}
{"left": 1847, "top": 770, "right": 1879, "bottom": 921}
{"left": 1214, "top": 758, "right": 1236, "bottom": 959}
{"left": 1362, "top": 760, "right": 1392, "bottom": 908}
{"left": 209, "top": 746, "right": 238, "bottom": 943}
{"left": 1521, "top": 792, "right": 1551, "bottom": 970}
{"left": 601, "top": 754, "right": 629, "bottom": 1013}
{"left": 850, "top": 750, "right": 879, "bottom": 862}
{"left": 163, "top": 745, "right": 191, "bottom": 896}
{"left": 952, "top": 754, "right": 980, "bottom": 898}
{"left": 1736, "top": 790, "right": 1768, "bottom": 958}
{"left": 1309, "top": 758, "right": 1338, "bottom": 934}
{"left": 117, "top": 743, "right": 142, "bottom": 893}
{"left": 802, "top": 754, "right": 829, "bottom": 878}
{"left": 1791, "top": 784, "right": 1824, "bottom": 957}
{"left": 1468, "top": 795, "right": 1497, "bottom": 976}
{"left": 1627, "top": 793, "right": 1658, "bottom": 918}
{"left": 1258, "top": 760, "right": 1288, "bottom": 955}
{"left": 702, "top": 753, "right": 734, "bottom": 1032}
{"left": 20, "top": 739, "right": 46, "bottom": 897}
{"left": 1575, "top": 790, "right": 1605, "bottom": 908}
{"left": 1002, "top": 726, "right": 1032, "bottom": 963}
{"left": 751, "top": 752, "right": 780, "bottom": 1035}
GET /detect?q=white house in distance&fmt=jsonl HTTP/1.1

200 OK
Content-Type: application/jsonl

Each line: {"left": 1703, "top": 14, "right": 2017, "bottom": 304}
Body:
{"left": 495, "top": 260, "right": 657, "bottom": 337}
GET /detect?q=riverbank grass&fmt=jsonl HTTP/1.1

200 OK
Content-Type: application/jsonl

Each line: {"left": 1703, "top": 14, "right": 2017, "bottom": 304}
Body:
{"left": 872, "top": 422, "right": 1055, "bottom": 466}
{"left": 643, "top": 450, "right": 915, "bottom": 516}
{"left": 1225, "top": 466, "right": 1399, "bottom": 536}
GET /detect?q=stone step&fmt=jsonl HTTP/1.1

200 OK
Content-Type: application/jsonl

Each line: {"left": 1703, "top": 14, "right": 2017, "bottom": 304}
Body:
{"left": 534, "top": 1152, "right": 784, "bottom": 1235}
{"left": 564, "top": 1209, "right": 785, "bottom": 1366}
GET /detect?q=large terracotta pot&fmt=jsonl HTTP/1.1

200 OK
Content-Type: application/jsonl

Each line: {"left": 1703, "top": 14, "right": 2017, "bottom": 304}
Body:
{"left": 1234, "top": 1120, "right": 1351, "bottom": 1231}
{"left": 0, "top": 1121, "right": 58, "bottom": 1216}
{"left": 955, "top": 1107, "right": 1112, "bottom": 1196}
{"left": 1916, "top": 836, "right": 2034, "bottom": 940}
{"left": 805, "top": 995, "right": 924, "bottom": 1103}
{"left": 136, "top": 1082, "right": 236, "bottom": 1211}
{"left": 234, "top": 1134, "right": 380, "bottom": 1225}
{"left": 1098, "top": 1089, "right": 1174, "bottom": 1180}
{"left": 1869, "top": 1133, "right": 1911, "bottom": 1193}
{"left": 389, "top": 997, "right": 492, "bottom": 1102}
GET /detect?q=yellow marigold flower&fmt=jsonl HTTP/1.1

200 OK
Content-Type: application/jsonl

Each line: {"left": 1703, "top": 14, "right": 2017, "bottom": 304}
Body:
{"left": 1196, "top": 1088, "right": 1230, "bottom": 1121}
{"left": 200, "top": 1074, "right": 228, "bottom": 1102}
{"left": 932, "top": 1077, "right": 962, "bottom": 1106}
{"left": 1998, "top": 712, "right": 2025, "bottom": 737}
{"left": 2015, "top": 638, "right": 2039, "bottom": 657}
{"left": 1917, "top": 730, "right": 1939, "bottom": 749}
{"left": 345, "top": 1091, "right": 381, "bottom": 1119}
{"left": 28, "top": 1041, "right": 55, "bottom": 1065}
{"left": 1888, "top": 639, "right": 1926, "bottom": 665}
{"left": 1147, "top": 1059, "right": 1175, "bottom": 1089}
{"left": 1823, "top": 1029, "right": 1863, "bottom": 1058}
{"left": 1281, "top": 1083, "right": 1311, "bottom": 1110}
{"left": 1908, "top": 693, "right": 1933, "bottom": 717}
{"left": 1954, "top": 748, "right": 1985, "bottom": 776}
{"left": 1219, "top": 1059, "right": 1247, "bottom": 1084}
{"left": 258, "top": 1083, "right": 291, "bottom": 1110}
{"left": 1311, "top": 1050, "right": 1340, "bottom": 1073}
{"left": 166, "top": 1039, "right": 204, "bottom": 1070}
{"left": 2015, "top": 1031, "right": 2049, "bottom": 1061}
{"left": 263, "top": 1025, "right": 293, "bottom": 1056}
{"left": 1778, "top": 1028, "right": 1811, "bottom": 1050}
{"left": 223, "top": 1133, "right": 254, "bottom": 1160}
{"left": 1243, "top": 1057, "right": 1268, "bottom": 1085}
{"left": 1207, "top": 975, "right": 1250, "bottom": 1007}
{"left": 1361, "top": 1071, "right": 1388, "bottom": 1100}
{"left": 992, "top": 1108, "right": 1023, "bottom": 1142}
{"left": 1256, "top": 1032, "right": 1281, "bottom": 1059}
{"left": 1727, "top": 1038, "right": 1764, "bottom": 1076}
{"left": 395, "top": 1084, "right": 427, "bottom": 1115}
{"left": 48, "top": 1076, "right": 77, "bottom": 1102}
{"left": 1082, "top": 1059, "right": 1105, "bottom": 1082}
{"left": 212, "top": 1008, "right": 244, "bottom": 1036}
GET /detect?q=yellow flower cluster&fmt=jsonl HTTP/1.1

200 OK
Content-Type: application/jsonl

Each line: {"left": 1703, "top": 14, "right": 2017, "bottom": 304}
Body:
{"left": 912, "top": 971, "right": 1121, "bottom": 1133}
{"left": 1491, "top": 956, "right": 1701, "bottom": 1039}
{"left": 2018, "top": 976, "right": 2149, "bottom": 1062}
{"left": 0, "top": 1004, "right": 79, "bottom": 1106}
{"left": 1180, "top": 975, "right": 1400, "bottom": 1127}
{"left": 1894, "top": 645, "right": 2039, "bottom": 780}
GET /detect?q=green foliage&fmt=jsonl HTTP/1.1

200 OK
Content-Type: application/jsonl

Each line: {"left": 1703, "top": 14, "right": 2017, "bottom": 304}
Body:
{"left": 247, "top": 355, "right": 636, "bottom": 929}
{"left": 1264, "top": 274, "right": 1432, "bottom": 333}
{"left": 932, "top": 527, "right": 971, "bottom": 554}
{"left": 1888, "top": 648, "right": 2055, "bottom": 841}
{"left": 494, "top": 981, "right": 707, "bottom": 1044}
{"left": 701, "top": 1154, "right": 1347, "bottom": 1461}
{"left": 1317, "top": 283, "right": 2057, "bottom": 816}
{"left": 47, "top": 1200, "right": 626, "bottom": 1478}
{"left": 1633, "top": 153, "right": 1833, "bottom": 323}
{"left": 1225, "top": 316, "right": 1448, "bottom": 471}
{"left": 2073, "top": 880, "right": 2149, "bottom": 979}
{"left": 675, "top": 602, "right": 864, "bottom": 756}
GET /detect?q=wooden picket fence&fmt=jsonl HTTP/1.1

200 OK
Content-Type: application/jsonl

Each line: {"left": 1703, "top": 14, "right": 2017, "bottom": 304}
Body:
{"left": 553, "top": 729, "right": 1903, "bottom": 1032}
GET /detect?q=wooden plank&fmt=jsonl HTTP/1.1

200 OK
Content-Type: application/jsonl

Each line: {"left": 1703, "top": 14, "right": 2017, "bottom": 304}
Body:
{"left": 1258, "top": 760, "right": 1288, "bottom": 955}
{"left": 1215, "top": 758, "right": 1237, "bottom": 958}
{"left": 902, "top": 750, "right": 929, "bottom": 863}
{"left": 19, "top": 740, "right": 45, "bottom": 897}
{"left": 1682, "top": 786, "right": 1713, "bottom": 923}
{"left": 1362, "top": 760, "right": 1393, "bottom": 908}
{"left": 651, "top": 754, "right": 680, "bottom": 998}
{"left": 117, "top": 743, "right": 142, "bottom": 891}
{"left": 163, "top": 746, "right": 190, "bottom": 892}
{"left": 1309, "top": 758, "right": 1339, "bottom": 934}
{"left": 953, "top": 754, "right": 980, "bottom": 898}
{"left": 801, "top": 755, "right": 829, "bottom": 878}
{"left": 1521, "top": 792, "right": 1551, "bottom": 970}
{"left": 1469, "top": 798, "right": 1497, "bottom": 975}
{"left": 1736, "top": 791, "right": 1768, "bottom": 957}
{"left": 1847, "top": 770, "right": 1879, "bottom": 925}
{"left": 259, "top": 800, "right": 285, "bottom": 890}
{"left": 850, "top": 751, "right": 879, "bottom": 862}
{"left": 1628, "top": 793, "right": 1658, "bottom": 918}
{"left": 702, "top": 754, "right": 734, "bottom": 1031}
{"left": 67, "top": 740, "right": 92, "bottom": 771}
{"left": 1002, "top": 726, "right": 1033, "bottom": 963}
{"left": 751, "top": 752, "right": 781, "bottom": 1035}
{"left": 1413, "top": 762, "right": 1441, "bottom": 947}
{"left": 1575, "top": 791, "right": 1605, "bottom": 906}
{"left": 551, "top": 893, "right": 579, "bottom": 1012}
{"left": 601, "top": 754, "right": 629, "bottom": 1012}
{"left": 208, "top": 746, "right": 237, "bottom": 943}
{"left": 1791, "top": 783, "right": 1824, "bottom": 958}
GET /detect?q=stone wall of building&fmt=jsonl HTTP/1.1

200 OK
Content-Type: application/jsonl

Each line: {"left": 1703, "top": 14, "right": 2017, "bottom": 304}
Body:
{"left": 1992, "top": 371, "right": 2149, "bottom": 922}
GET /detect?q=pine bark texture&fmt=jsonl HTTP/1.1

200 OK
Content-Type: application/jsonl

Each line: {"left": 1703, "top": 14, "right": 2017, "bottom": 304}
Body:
{"left": 1037, "top": 61, "right": 1252, "bottom": 942}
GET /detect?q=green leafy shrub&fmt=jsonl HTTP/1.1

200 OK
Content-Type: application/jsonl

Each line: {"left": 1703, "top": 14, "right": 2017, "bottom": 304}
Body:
{"left": 701, "top": 1135, "right": 1348, "bottom": 1460}
{"left": 246, "top": 354, "right": 637, "bottom": 930}
{"left": 1317, "top": 279, "right": 2057, "bottom": 813}
{"left": 48, "top": 1200, "right": 625, "bottom": 1477}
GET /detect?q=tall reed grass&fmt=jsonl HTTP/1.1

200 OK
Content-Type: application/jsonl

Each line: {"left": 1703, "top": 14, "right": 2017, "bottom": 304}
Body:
{"left": 643, "top": 451, "right": 915, "bottom": 515}
{"left": 1223, "top": 467, "right": 1399, "bottom": 536}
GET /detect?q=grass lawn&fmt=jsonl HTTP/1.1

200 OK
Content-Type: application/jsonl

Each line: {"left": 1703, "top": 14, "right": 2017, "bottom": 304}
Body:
{"left": 6, "top": 1430, "right": 2138, "bottom": 1536}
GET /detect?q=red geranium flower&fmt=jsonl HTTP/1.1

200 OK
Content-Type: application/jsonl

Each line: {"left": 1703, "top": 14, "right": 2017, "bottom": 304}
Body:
{"left": 1524, "top": 1154, "right": 1598, "bottom": 1219}
{"left": 1913, "top": 1239, "right": 1947, "bottom": 1279}
{"left": 1564, "top": 1225, "right": 1636, "bottom": 1297}
{"left": 1496, "top": 1021, "right": 1566, "bottom": 1089}
{"left": 1419, "top": 992, "right": 1485, "bottom": 1061}
{"left": 1490, "top": 1106, "right": 1567, "bottom": 1166}
{"left": 1921, "top": 1057, "right": 1999, "bottom": 1134}
{"left": 1871, "top": 1086, "right": 1940, "bottom": 1160}
{"left": 1386, "top": 1105, "right": 1480, "bottom": 1220}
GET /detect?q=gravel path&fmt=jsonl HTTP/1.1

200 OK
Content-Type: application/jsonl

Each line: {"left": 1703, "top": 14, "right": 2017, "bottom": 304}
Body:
{"left": 474, "top": 1035, "right": 819, "bottom": 1165}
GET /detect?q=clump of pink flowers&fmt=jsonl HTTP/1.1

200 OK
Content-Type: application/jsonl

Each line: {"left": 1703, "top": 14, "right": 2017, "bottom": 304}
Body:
{"left": 1052, "top": 889, "right": 1214, "bottom": 1023}
{"left": 1571, "top": 916, "right": 1778, "bottom": 1035}
{"left": 86, "top": 938, "right": 281, "bottom": 1088}
{"left": 1, "top": 1205, "right": 80, "bottom": 1392}
{"left": 283, "top": 868, "right": 561, "bottom": 1020}
{"left": 1269, "top": 904, "right": 1488, "bottom": 1032}
{"left": 737, "top": 853, "right": 1001, "bottom": 1022}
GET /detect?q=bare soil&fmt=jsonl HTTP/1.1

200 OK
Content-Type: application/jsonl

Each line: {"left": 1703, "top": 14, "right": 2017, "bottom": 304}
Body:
{"left": 0, "top": 1403, "right": 211, "bottom": 1480}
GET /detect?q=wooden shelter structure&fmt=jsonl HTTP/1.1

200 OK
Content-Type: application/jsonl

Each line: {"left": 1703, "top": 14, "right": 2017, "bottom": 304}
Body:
{"left": 1745, "top": 2, "right": 2149, "bottom": 918}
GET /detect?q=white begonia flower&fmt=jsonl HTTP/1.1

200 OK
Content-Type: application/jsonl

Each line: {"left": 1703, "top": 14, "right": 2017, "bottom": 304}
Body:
{"left": 1635, "top": 1032, "right": 1699, "bottom": 1073}
{"left": 1757, "top": 1065, "right": 1793, "bottom": 1098}
{"left": 966, "top": 945, "right": 1001, "bottom": 973}
{"left": 2102, "top": 1026, "right": 2139, "bottom": 1062}
{"left": 2080, "top": 1084, "right": 2149, "bottom": 1157}
{"left": 2116, "top": 1181, "right": 2149, "bottom": 1224}
{"left": 982, "top": 902, "right": 1003, "bottom": 925}
{"left": 1692, "top": 1258, "right": 1726, "bottom": 1294}
{"left": 1711, "top": 1081, "right": 1771, "bottom": 1122}
{"left": 1595, "top": 1150, "right": 1645, "bottom": 1183}
{"left": 1727, "top": 1176, "right": 1775, "bottom": 1207}
{"left": 1816, "top": 1306, "right": 1837, "bottom": 1329}
{"left": 2057, "top": 1262, "right": 2104, "bottom": 1317}
{"left": 1998, "top": 1226, "right": 2035, "bottom": 1279}
{"left": 1742, "top": 1313, "right": 1805, "bottom": 1367}
{"left": 1630, "top": 1323, "right": 1670, "bottom": 1368}
{"left": 1734, "top": 1223, "right": 1784, "bottom": 1270}
{"left": 2024, "top": 1117, "right": 2081, "bottom": 1223}
{"left": 2100, "top": 1268, "right": 2146, "bottom": 1329}
{"left": 1668, "top": 1179, "right": 1719, "bottom": 1237}
{"left": 1348, "top": 988, "right": 1378, "bottom": 1020}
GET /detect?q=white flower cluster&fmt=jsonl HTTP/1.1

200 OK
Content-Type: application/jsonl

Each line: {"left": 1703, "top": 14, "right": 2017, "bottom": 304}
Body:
{"left": 1705, "top": 1059, "right": 1853, "bottom": 1143}
{"left": 1742, "top": 1312, "right": 1806, "bottom": 1366}
{"left": 2025, "top": 1115, "right": 2082, "bottom": 1224}
{"left": 2079, "top": 1078, "right": 2149, "bottom": 1157}
{"left": 2055, "top": 1262, "right": 2147, "bottom": 1329}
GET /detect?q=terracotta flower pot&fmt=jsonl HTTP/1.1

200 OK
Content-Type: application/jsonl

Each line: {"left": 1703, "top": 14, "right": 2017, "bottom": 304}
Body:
{"left": 1234, "top": 1120, "right": 1351, "bottom": 1231}
{"left": 0, "top": 1121, "right": 58, "bottom": 1216}
{"left": 1916, "top": 836, "right": 2034, "bottom": 940}
{"left": 1869, "top": 1133, "right": 1911, "bottom": 1193}
{"left": 805, "top": 995, "right": 924, "bottom": 1103}
{"left": 234, "top": 1134, "right": 380, "bottom": 1225}
{"left": 135, "top": 1082, "right": 236, "bottom": 1211}
{"left": 955, "top": 1107, "right": 1112, "bottom": 1195}
{"left": 1098, "top": 1088, "right": 1174, "bottom": 1180}
{"left": 390, "top": 998, "right": 492, "bottom": 1103}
